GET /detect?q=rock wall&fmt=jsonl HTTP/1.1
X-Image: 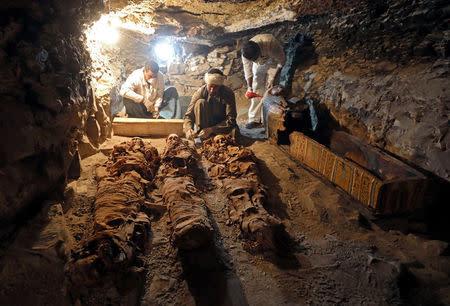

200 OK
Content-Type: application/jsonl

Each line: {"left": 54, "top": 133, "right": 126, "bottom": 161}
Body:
{"left": 285, "top": 0, "right": 450, "bottom": 182}
{"left": 0, "top": 0, "right": 103, "bottom": 239}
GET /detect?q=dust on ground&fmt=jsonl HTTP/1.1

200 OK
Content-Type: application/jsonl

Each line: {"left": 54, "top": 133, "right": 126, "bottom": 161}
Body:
{"left": 1, "top": 132, "right": 449, "bottom": 305}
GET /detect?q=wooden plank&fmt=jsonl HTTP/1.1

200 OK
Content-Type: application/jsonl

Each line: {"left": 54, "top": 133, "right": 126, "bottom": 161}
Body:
{"left": 112, "top": 118, "right": 184, "bottom": 137}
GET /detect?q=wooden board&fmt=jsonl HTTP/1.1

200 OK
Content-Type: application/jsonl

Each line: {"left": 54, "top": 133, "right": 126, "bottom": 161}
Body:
{"left": 112, "top": 118, "right": 184, "bottom": 137}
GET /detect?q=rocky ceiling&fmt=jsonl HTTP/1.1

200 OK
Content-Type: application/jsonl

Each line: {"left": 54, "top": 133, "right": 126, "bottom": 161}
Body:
{"left": 103, "top": 0, "right": 362, "bottom": 45}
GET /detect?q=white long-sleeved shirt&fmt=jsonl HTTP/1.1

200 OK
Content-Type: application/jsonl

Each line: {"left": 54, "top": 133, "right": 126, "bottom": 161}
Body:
{"left": 119, "top": 68, "right": 164, "bottom": 110}
{"left": 242, "top": 34, "right": 286, "bottom": 80}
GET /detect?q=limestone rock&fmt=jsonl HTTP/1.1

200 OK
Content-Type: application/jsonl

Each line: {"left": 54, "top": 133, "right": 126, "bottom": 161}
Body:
{"left": 319, "top": 69, "right": 449, "bottom": 182}
{"left": 187, "top": 62, "right": 211, "bottom": 76}
{"left": 170, "top": 75, "right": 204, "bottom": 88}
{"left": 0, "top": 0, "right": 102, "bottom": 230}
{"left": 32, "top": 203, "right": 74, "bottom": 260}
{"left": 423, "top": 240, "right": 449, "bottom": 257}
{"left": 67, "top": 150, "right": 82, "bottom": 180}
{"left": 94, "top": 103, "right": 111, "bottom": 142}
{"left": 78, "top": 135, "right": 99, "bottom": 159}
{"left": 168, "top": 62, "right": 186, "bottom": 75}
{"left": 223, "top": 61, "right": 233, "bottom": 76}
{"left": 224, "top": 74, "right": 243, "bottom": 91}
{"left": 86, "top": 115, "right": 101, "bottom": 145}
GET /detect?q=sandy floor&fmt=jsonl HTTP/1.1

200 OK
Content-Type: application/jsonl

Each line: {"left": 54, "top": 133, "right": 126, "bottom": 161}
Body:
{"left": 1, "top": 131, "right": 449, "bottom": 305}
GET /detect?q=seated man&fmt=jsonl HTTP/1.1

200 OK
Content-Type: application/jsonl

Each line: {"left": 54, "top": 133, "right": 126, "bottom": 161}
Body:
{"left": 119, "top": 60, "right": 181, "bottom": 118}
{"left": 184, "top": 68, "right": 239, "bottom": 141}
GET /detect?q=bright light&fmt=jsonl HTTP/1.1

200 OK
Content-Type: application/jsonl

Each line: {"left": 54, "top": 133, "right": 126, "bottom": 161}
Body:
{"left": 88, "top": 15, "right": 119, "bottom": 44}
{"left": 154, "top": 41, "right": 175, "bottom": 63}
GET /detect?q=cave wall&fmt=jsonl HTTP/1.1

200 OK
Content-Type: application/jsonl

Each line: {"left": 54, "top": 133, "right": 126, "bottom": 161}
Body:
{"left": 0, "top": 0, "right": 104, "bottom": 239}
{"left": 283, "top": 0, "right": 449, "bottom": 182}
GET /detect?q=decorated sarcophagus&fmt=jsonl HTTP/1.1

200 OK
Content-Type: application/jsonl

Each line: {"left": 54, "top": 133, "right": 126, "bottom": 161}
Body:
{"left": 264, "top": 94, "right": 426, "bottom": 215}
{"left": 287, "top": 129, "right": 427, "bottom": 215}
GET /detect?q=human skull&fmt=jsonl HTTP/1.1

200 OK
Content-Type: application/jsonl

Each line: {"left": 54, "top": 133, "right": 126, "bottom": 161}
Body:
{"left": 167, "top": 134, "right": 179, "bottom": 145}
{"left": 214, "top": 134, "right": 227, "bottom": 147}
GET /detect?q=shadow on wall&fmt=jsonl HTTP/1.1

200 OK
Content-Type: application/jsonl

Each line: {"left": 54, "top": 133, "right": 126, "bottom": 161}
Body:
{"left": 422, "top": 175, "right": 450, "bottom": 242}
{"left": 374, "top": 169, "right": 450, "bottom": 242}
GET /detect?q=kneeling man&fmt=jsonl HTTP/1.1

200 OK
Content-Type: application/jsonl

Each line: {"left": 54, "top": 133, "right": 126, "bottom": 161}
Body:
{"left": 184, "top": 68, "right": 239, "bottom": 140}
{"left": 119, "top": 60, "right": 180, "bottom": 118}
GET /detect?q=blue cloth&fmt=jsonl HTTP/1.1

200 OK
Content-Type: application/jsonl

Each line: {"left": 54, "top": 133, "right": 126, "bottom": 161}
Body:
{"left": 159, "top": 86, "right": 181, "bottom": 119}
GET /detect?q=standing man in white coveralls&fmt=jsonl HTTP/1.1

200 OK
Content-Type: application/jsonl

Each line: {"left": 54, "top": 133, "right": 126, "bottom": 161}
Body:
{"left": 241, "top": 34, "right": 286, "bottom": 129}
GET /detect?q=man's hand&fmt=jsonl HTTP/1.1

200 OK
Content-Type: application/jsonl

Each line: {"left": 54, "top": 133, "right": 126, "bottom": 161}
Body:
{"left": 268, "top": 65, "right": 282, "bottom": 89}
{"left": 153, "top": 106, "right": 160, "bottom": 118}
{"left": 245, "top": 87, "right": 254, "bottom": 99}
{"left": 143, "top": 99, "right": 152, "bottom": 112}
{"left": 143, "top": 90, "right": 153, "bottom": 111}
{"left": 270, "top": 85, "right": 284, "bottom": 96}
{"left": 198, "top": 127, "right": 213, "bottom": 140}
{"left": 185, "top": 129, "right": 195, "bottom": 140}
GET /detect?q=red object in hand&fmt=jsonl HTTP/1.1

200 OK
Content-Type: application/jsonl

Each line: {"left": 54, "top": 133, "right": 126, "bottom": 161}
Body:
{"left": 246, "top": 92, "right": 263, "bottom": 99}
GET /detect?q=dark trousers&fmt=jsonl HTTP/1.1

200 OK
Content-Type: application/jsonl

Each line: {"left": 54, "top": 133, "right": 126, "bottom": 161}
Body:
{"left": 122, "top": 97, "right": 153, "bottom": 118}
{"left": 123, "top": 86, "right": 180, "bottom": 119}
{"left": 192, "top": 98, "right": 239, "bottom": 139}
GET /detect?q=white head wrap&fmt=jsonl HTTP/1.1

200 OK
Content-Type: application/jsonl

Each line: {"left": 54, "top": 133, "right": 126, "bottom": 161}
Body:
{"left": 204, "top": 72, "right": 225, "bottom": 86}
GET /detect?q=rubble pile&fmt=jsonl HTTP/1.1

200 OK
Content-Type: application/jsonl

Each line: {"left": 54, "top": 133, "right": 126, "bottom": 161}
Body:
{"left": 66, "top": 138, "right": 160, "bottom": 286}
{"left": 160, "top": 134, "right": 214, "bottom": 250}
{"left": 202, "top": 135, "right": 288, "bottom": 251}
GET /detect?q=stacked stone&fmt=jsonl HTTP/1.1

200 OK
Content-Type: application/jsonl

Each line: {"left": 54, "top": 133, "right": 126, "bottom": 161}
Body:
{"left": 160, "top": 134, "right": 214, "bottom": 250}
{"left": 66, "top": 138, "right": 159, "bottom": 286}
{"left": 202, "top": 135, "right": 289, "bottom": 251}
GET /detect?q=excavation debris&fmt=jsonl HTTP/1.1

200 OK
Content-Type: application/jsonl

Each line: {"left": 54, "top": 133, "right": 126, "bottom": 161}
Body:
{"left": 66, "top": 138, "right": 160, "bottom": 286}
{"left": 202, "top": 134, "right": 289, "bottom": 251}
{"left": 159, "top": 134, "right": 214, "bottom": 250}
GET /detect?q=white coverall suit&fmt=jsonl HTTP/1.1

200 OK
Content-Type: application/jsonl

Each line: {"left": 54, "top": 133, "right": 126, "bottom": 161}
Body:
{"left": 242, "top": 34, "right": 286, "bottom": 124}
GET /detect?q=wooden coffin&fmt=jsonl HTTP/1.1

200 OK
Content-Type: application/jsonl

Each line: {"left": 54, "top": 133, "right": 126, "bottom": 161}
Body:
{"left": 112, "top": 118, "right": 184, "bottom": 137}
{"left": 289, "top": 131, "right": 427, "bottom": 215}
{"left": 266, "top": 106, "right": 285, "bottom": 144}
